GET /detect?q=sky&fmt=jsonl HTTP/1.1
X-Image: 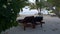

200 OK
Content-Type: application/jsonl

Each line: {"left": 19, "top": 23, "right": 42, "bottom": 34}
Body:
{"left": 28, "top": 0, "right": 47, "bottom": 3}
{"left": 28, "top": 0, "right": 35, "bottom": 3}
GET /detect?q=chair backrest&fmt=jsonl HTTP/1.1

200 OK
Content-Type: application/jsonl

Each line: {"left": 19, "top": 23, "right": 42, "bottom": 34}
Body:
{"left": 34, "top": 16, "right": 43, "bottom": 22}
{"left": 17, "top": 19, "right": 24, "bottom": 23}
{"left": 23, "top": 16, "right": 34, "bottom": 22}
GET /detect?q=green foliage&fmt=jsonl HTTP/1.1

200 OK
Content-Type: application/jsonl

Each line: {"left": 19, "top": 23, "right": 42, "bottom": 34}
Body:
{"left": 30, "top": 3, "right": 36, "bottom": 9}
{"left": 36, "top": 0, "right": 45, "bottom": 9}
{"left": 0, "top": 0, "right": 27, "bottom": 33}
{"left": 36, "top": 0, "right": 41, "bottom": 8}
{"left": 47, "top": 0, "right": 60, "bottom": 17}
{"left": 47, "top": 0, "right": 60, "bottom": 7}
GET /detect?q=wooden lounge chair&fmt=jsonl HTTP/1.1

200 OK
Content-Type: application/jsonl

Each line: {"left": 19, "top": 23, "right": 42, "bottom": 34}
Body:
{"left": 17, "top": 16, "right": 45, "bottom": 30}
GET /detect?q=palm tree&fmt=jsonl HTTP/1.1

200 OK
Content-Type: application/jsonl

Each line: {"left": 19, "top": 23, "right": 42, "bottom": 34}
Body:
{"left": 36, "top": 0, "right": 44, "bottom": 15}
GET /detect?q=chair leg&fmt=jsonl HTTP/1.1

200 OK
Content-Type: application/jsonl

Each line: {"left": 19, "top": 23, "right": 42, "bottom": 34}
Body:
{"left": 40, "top": 23, "right": 42, "bottom": 28}
{"left": 23, "top": 23, "right": 26, "bottom": 30}
{"left": 24, "top": 25, "right": 26, "bottom": 30}
{"left": 32, "top": 24, "right": 35, "bottom": 29}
